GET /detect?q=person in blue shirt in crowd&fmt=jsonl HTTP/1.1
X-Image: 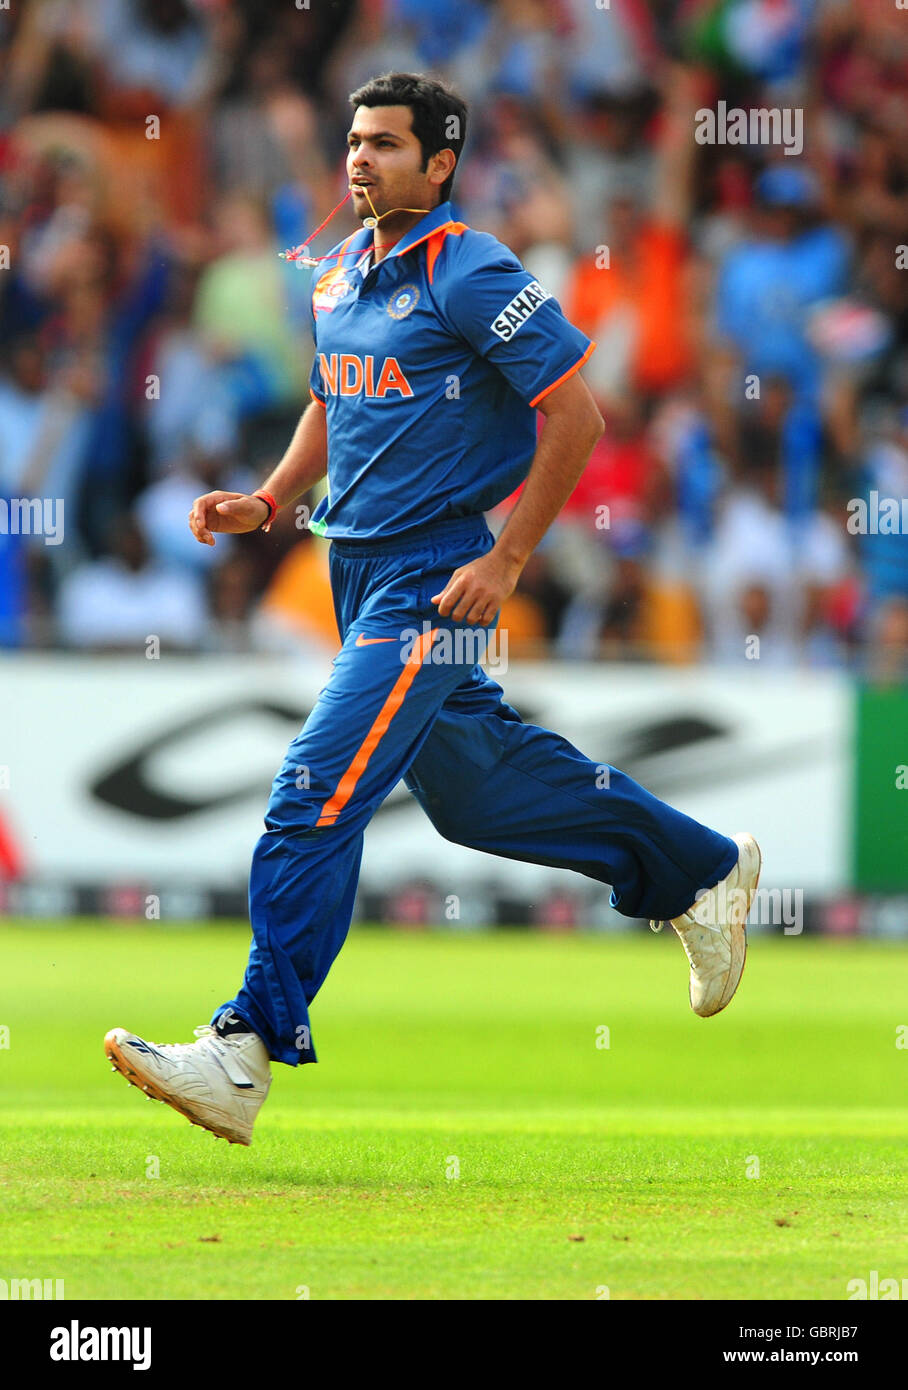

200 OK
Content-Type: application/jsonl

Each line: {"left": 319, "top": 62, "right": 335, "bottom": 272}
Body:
{"left": 716, "top": 165, "right": 849, "bottom": 408}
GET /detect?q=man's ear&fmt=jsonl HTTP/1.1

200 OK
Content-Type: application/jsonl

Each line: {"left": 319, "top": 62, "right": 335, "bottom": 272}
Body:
{"left": 427, "top": 148, "right": 456, "bottom": 189}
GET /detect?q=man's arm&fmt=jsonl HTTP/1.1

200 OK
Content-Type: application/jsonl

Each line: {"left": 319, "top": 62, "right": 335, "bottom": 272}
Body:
{"left": 189, "top": 398, "right": 328, "bottom": 546}
{"left": 432, "top": 373, "right": 604, "bottom": 622}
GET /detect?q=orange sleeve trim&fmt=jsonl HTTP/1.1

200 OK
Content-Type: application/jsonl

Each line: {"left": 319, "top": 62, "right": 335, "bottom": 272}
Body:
{"left": 528, "top": 341, "right": 596, "bottom": 409}
{"left": 310, "top": 389, "right": 326, "bottom": 406}
{"left": 426, "top": 222, "right": 469, "bottom": 285}
{"left": 315, "top": 627, "right": 439, "bottom": 826}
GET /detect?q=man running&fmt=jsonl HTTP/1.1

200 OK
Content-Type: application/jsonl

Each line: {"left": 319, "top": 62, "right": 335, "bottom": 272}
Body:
{"left": 105, "top": 72, "right": 760, "bottom": 1145}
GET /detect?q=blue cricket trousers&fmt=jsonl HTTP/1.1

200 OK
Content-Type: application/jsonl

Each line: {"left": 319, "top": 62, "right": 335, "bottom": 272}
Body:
{"left": 215, "top": 515, "right": 737, "bottom": 1064}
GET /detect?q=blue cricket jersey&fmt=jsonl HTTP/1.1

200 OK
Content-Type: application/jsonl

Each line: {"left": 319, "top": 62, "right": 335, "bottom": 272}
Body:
{"left": 306, "top": 201, "right": 595, "bottom": 539}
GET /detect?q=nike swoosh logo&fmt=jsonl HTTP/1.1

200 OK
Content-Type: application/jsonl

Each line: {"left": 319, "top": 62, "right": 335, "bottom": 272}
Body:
{"left": 355, "top": 634, "right": 397, "bottom": 646}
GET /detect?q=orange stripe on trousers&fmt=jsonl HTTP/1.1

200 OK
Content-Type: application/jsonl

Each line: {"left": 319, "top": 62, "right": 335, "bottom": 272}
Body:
{"left": 315, "top": 627, "right": 438, "bottom": 827}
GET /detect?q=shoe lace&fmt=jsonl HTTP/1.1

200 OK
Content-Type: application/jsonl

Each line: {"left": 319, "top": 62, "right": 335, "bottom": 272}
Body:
{"left": 141, "top": 1025, "right": 217, "bottom": 1055}
{"left": 651, "top": 905, "right": 725, "bottom": 938}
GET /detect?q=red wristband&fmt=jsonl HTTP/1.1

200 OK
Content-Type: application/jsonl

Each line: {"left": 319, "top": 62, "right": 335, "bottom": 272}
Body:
{"left": 253, "top": 491, "right": 278, "bottom": 533}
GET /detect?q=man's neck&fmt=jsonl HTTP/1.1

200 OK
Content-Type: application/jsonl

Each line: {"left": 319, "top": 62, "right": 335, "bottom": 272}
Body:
{"left": 368, "top": 203, "right": 439, "bottom": 264}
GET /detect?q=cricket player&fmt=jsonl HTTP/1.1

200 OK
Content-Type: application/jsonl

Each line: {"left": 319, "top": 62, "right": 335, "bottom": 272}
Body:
{"left": 105, "top": 73, "right": 761, "bottom": 1145}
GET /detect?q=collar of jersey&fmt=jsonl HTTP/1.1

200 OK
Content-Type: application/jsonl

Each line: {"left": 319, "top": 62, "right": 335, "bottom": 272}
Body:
{"left": 343, "top": 201, "right": 457, "bottom": 268}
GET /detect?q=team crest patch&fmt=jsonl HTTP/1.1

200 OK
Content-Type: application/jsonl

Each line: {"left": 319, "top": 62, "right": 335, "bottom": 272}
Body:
{"left": 313, "top": 269, "right": 353, "bottom": 314}
{"left": 387, "top": 284, "right": 420, "bottom": 319}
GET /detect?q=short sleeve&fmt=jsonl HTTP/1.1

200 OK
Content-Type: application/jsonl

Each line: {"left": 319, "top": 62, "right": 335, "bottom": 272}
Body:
{"left": 435, "top": 239, "right": 595, "bottom": 406}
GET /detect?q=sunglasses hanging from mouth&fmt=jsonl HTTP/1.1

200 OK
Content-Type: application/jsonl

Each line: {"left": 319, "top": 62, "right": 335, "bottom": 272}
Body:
{"left": 278, "top": 186, "right": 430, "bottom": 268}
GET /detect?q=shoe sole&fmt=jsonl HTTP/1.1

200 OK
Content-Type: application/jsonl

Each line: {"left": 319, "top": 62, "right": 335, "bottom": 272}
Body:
{"left": 695, "top": 833, "right": 762, "bottom": 1018}
{"left": 104, "top": 1031, "right": 251, "bottom": 1146}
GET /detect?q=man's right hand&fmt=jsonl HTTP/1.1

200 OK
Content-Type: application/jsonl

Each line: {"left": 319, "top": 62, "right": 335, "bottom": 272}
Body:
{"left": 189, "top": 491, "right": 271, "bottom": 546}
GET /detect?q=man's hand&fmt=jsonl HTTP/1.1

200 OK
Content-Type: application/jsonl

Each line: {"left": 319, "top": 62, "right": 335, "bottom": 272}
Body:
{"left": 189, "top": 491, "right": 270, "bottom": 546}
{"left": 431, "top": 549, "right": 522, "bottom": 624}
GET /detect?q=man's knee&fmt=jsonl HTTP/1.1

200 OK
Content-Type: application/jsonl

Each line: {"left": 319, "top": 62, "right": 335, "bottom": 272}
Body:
{"left": 407, "top": 772, "right": 476, "bottom": 845}
{"left": 264, "top": 758, "right": 337, "bottom": 829}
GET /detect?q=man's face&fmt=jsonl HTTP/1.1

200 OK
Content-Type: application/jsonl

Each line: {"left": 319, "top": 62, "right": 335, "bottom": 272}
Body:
{"left": 346, "top": 104, "right": 438, "bottom": 222}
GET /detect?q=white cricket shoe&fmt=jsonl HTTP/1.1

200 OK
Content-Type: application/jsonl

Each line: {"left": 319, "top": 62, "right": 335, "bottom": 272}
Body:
{"left": 651, "top": 832, "right": 762, "bottom": 1018}
{"left": 104, "top": 1025, "right": 271, "bottom": 1146}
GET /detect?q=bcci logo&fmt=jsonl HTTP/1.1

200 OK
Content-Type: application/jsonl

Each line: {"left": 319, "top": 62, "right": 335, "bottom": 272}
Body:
{"left": 387, "top": 284, "right": 420, "bottom": 320}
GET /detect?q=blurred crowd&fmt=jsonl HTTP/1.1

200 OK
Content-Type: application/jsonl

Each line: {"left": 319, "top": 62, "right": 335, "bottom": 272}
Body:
{"left": 0, "top": 0, "right": 906, "bottom": 676}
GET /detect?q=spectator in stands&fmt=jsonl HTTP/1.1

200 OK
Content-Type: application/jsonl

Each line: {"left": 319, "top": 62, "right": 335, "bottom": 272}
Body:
{"left": 141, "top": 256, "right": 240, "bottom": 477}
{"left": 193, "top": 192, "right": 307, "bottom": 418}
{"left": 858, "top": 408, "right": 908, "bottom": 682}
{"left": 57, "top": 511, "right": 205, "bottom": 650}
{"left": 563, "top": 65, "right": 698, "bottom": 401}
{"left": 713, "top": 165, "right": 850, "bottom": 405}
{"left": 0, "top": 333, "right": 92, "bottom": 567}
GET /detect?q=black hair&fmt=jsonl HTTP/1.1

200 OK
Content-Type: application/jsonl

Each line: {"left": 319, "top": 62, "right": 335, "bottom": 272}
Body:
{"left": 348, "top": 71, "right": 467, "bottom": 204}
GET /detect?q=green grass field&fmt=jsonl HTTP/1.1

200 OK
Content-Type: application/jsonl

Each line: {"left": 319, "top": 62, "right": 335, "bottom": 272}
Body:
{"left": 1, "top": 922, "right": 906, "bottom": 1300}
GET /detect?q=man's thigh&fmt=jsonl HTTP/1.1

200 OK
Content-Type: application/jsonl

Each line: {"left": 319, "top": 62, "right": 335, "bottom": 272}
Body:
{"left": 267, "top": 621, "right": 488, "bottom": 832}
